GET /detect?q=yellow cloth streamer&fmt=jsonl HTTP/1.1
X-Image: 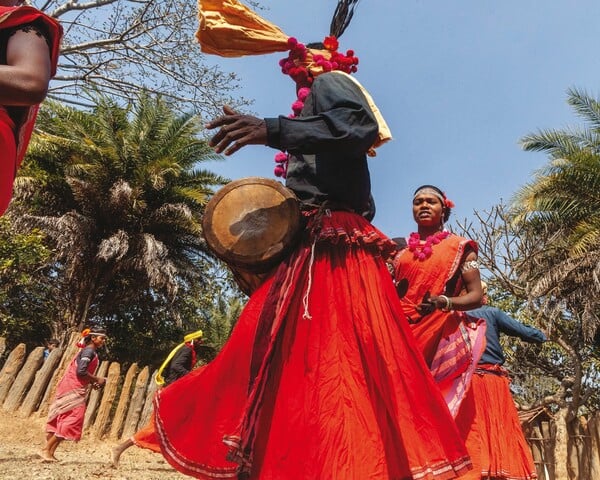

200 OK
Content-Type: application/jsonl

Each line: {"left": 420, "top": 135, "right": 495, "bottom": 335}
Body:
{"left": 155, "top": 330, "right": 203, "bottom": 386}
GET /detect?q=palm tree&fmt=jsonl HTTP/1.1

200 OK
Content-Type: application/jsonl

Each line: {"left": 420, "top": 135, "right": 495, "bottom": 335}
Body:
{"left": 10, "top": 94, "right": 228, "bottom": 339}
{"left": 515, "top": 87, "right": 600, "bottom": 255}
{"left": 513, "top": 86, "right": 600, "bottom": 344}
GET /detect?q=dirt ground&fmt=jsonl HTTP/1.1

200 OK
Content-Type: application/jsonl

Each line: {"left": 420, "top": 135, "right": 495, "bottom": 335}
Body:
{"left": 0, "top": 409, "right": 188, "bottom": 480}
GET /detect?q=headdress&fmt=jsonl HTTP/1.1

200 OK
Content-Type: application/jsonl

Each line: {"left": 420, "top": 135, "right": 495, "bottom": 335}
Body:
{"left": 196, "top": 0, "right": 391, "bottom": 177}
{"left": 76, "top": 327, "right": 107, "bottom": 348}
{"left": 413, "top": 185, "right": 455, "bottom": 209}
{"left": 156, "top": 329, "right": 204, "bottom": 386}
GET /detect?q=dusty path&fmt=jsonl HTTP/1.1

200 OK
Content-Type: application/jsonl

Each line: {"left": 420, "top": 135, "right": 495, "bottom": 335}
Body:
{"left": 0, "top": 410, "right": 187, "bottom": 480}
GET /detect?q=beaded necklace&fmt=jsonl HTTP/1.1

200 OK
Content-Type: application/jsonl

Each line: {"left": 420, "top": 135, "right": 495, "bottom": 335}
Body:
{"left": 407, "top": 230, "right": 450, "bottom": 260}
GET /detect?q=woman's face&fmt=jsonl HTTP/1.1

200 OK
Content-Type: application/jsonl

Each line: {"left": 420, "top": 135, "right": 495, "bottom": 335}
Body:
{"left": 412, "top": 192, "right": 444, "bottom": 228}
{"left": 91, "top": 335, "right": 107, "bottom": 348}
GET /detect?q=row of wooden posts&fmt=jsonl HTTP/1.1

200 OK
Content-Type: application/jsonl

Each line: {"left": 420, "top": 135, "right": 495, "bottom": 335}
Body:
{"left": 0, "top": 333, "right": 158, "bottom": 440}
{"left": 1, "top": 335, "right": 600, "bottom": 479}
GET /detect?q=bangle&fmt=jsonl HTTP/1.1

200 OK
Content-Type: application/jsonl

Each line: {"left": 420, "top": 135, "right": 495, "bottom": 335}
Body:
{"left": 439, "top": 295, "right": 452, "bottom": 312}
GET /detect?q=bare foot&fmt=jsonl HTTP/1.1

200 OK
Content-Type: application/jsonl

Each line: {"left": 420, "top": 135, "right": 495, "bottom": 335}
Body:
{"left": 111, "top": 446, "right": 121, "bottom": 468}
{"left": 38, "top": 450, "right": 57, "bottom": 462}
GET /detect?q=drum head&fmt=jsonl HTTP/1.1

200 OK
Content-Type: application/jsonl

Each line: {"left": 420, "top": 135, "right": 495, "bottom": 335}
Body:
{"left": 202, "top": 177, "right": 301, "bottom": 272}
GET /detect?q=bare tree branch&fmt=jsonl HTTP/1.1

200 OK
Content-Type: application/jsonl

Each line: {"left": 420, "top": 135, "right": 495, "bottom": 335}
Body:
{"left": 31, "top": 0, "right": 251, "bottom": 115}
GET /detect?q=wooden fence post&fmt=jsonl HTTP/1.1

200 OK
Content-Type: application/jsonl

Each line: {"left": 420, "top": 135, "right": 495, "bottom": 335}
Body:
{"left": 38, "top": 332, "right": 80, "bottom": 417}
{"left": 90, "top": 362, "right": 120, "bottom": 439}
{"left": 120, "top": 366, "right": 150, "bottom": 440}
{"left": 83, "top": 361, "right": 109, "bottom": 430}
{"left": 0, "top": 343, "right": 26, "bottom": 404}
{"left": 108, "top": 363, "right": 139, "bottom": 440}
{"left": 2, "top": 346, "right": 44, "bottom": 412}
{"left": 19, "top": 347, "right": 63, "bottom": 417}
{"left": 138, "top": 370, "right": 159, "bottom": 429}
{"left": 589, "top": 412, "right": 600, "bottom": 480}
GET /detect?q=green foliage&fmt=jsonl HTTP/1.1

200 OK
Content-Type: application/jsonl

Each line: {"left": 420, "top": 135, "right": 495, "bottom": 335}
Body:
{"left": 6, "top": 93, "right": 240, "bottom": 362}
{"left": 0, "top": 217, "right": 55, "bottom": 349}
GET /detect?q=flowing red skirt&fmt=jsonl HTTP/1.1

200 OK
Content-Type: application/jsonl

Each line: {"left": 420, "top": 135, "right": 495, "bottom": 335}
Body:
{"left": 456, "top": 366, "right": 537, "bottom": 479}
{"left": 154, "top": 211, "right": 472, "bottom": 479}
{"left": 0, "top": 108, "right": 16, "bottom": 216}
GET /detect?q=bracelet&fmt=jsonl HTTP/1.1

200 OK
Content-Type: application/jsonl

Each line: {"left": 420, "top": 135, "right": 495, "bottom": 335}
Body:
{"left": 438, "top": 295, "right": 453, "bottom": 312}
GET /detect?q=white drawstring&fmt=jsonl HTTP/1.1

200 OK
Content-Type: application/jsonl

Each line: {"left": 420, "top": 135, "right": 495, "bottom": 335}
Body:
{"left": 302, "top": 237, "right": 317, "bottom": 320}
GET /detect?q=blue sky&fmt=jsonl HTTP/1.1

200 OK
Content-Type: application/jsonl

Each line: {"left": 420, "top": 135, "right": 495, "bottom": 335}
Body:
{"left": 201, "top": 1, "right": 600, "bottom": 237}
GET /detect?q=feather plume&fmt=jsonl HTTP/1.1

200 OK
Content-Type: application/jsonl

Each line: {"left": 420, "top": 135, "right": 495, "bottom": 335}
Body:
{"left": 330, "top": 0, "right": 361, "bottom": 38}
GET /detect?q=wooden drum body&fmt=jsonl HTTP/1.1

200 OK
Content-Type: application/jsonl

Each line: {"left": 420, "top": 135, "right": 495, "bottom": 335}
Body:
{"left": 202, "top": 177, "right": 301, "bottom": 295}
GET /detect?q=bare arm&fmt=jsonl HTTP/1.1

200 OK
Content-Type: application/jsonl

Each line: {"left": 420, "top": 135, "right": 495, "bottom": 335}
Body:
{"left": 0, "top": 27, "right": 52, "bottom": 105}
{"left": 426, "top": 250, "right": 483, "bottom": 312}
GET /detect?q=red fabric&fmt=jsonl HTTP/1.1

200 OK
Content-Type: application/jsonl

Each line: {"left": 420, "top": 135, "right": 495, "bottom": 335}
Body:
{"left": 133, "top": 416, "right": 161, "bottom": 453}
{"left": 0, "top": 6, "right": 62, "bottom": 215}
{"left": 154, "top": 211, "right": 472, "bottom": 479}
{"left": 392, "top": 234, "right": 486, "bottom": 416}
{"left": 46, "top": 351, "right": 98, "bottom": 441}
{"left": 0, "top": 107, "right": 16, "bottom": 216}
{"left": 457, "top": 365, "right": 538, "bottom": 480}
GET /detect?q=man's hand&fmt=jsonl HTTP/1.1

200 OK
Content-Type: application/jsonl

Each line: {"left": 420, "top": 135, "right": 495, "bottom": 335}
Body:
{"left": 206, "top": 105, "right": 268, "bottom": 155}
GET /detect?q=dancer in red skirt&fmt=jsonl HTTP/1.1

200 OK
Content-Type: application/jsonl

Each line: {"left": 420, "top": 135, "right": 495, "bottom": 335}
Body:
{"left": 111, "top": 330, "right": 204, "bottom": 467}
{"left": 152, "top": 1, "right": 475, "bottom": 478}
{"left": 0, "top": 0, "right": 62, "bottom": 215}
{"left": 41, "top": 328, "right": 107, "bottom": 461}
{"left": 464, "top": 283, "right": 546, "bottom": 479}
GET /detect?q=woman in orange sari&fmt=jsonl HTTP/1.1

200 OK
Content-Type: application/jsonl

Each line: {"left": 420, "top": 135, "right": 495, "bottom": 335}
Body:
{"left": 0, "top": 0, "right": 62, "bottom": 215}
{"left": 390, "top": 185, "right": 487, "bottom": 479}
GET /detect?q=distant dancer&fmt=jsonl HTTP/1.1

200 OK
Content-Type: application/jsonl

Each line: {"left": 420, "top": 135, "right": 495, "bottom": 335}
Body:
{"left": 0, "top": 0, "right": 62, "bottom": 214}
{"left": 464, "top": 282, "right": 546, "bottom": 479}
{"left": 40, "top": 328, "right": 107, "bottom": 462}
{"left": 111, "top": 330, "right": 203, "bottom": 467}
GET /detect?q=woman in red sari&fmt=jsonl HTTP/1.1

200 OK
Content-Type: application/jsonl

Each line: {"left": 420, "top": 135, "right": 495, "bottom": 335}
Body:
{"left": 150, "top": 2, "right": 474, "bottom": 479}
{"left": 41, "top": 328, "right": 107, "bottom": 461}
{"left": 0, "top": 0, "right": 62, "bottom": 215}
{"left": 390, "top": 185, "right": 487, "bottom": 479}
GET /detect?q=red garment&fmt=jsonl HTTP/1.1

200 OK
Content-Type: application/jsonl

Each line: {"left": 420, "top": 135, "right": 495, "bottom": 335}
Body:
{"left": 133, "top": 416, "right": 161, "bottom": 453}
{"left": 392, "top": 234, "right": 486, "bottom": 417}
{"left": 46, "top": 349, "right": 98, "bottom": 441}
{"left": 0, "top": 6, "right": 62, "bottom": 215}
{"left": 457, "top": 365, "right": 537, "bottom": 480}
{"left": 154, "top": 211, "right": 472, "bottom": 479}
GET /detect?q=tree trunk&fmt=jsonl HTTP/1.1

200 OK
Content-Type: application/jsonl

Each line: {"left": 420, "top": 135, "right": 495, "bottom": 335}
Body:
{"left": 589, "top": 412, "right": 600, "bottom": 480}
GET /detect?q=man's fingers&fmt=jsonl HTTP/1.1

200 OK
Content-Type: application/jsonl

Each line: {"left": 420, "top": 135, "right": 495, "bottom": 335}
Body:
{"left": 223, "top": 105, "right": 237, "bottom": 115}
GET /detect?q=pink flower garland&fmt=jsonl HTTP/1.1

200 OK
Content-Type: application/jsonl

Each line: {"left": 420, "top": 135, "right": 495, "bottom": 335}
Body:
{"left": 407, "top": 231, "right": 450, "bottom": 260}
{"left": 273, "top": 37, "right": 359, "bottom": 178}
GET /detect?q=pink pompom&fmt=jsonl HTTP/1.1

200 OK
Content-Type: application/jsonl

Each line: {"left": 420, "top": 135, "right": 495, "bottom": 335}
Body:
{"left": 275, "top": 152, "right": 287, "bottom": 163}
{"left": 297, "top": 87, "right": 311, "bottom": 101}
{"left": 274, "top": 164, "right": 286, "bottom": 177}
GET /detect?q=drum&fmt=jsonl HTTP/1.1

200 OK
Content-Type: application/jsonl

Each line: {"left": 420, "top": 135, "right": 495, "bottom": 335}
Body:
{"left": 202, "top": 177, "right": 301, "bottom": 295}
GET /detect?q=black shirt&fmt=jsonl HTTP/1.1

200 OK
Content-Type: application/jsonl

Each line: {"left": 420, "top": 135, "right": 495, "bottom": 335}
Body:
{"left": 265, "top": 72, "right": 379, "bottom": 217}
{"left": 164, "top": 345, "right": 194, "bottom": 386}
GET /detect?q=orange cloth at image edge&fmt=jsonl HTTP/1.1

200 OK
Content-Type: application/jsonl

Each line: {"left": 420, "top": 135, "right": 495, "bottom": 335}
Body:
{"left": 196, "top": 0, "right": 289, "bottom": 57}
